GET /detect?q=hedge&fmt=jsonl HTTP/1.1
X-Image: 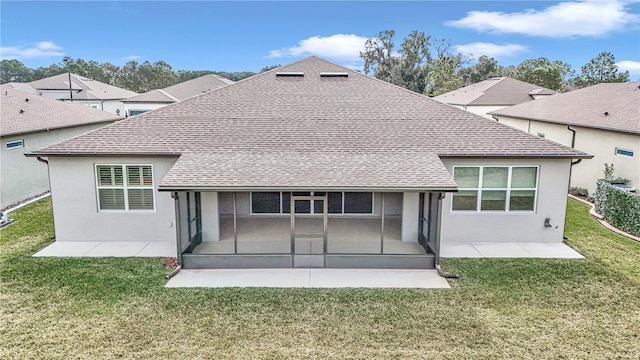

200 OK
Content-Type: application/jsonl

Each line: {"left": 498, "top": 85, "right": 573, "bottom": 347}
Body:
{"left": 593, "top": 179, "right": 640, "bottom": 236}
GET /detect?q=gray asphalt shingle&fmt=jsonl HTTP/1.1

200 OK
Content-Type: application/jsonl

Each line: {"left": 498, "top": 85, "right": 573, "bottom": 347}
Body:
{"left": 1, "top": 85, "right": 123, "bottom": 136}
{"left": 433, "top": 77, "right": 556, "bottom": 106}
{"left": 491, "top": 81, "right": 640, "bottom": 134}
{"left": 32, "top": 57, "right": 589, "bottom": 189}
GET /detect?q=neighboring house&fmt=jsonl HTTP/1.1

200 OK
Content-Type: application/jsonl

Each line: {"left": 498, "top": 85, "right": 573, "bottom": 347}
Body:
{"left": 30, "top": 57, "right": 589, "bottom": 269}
{"left": 27, "top": 73, "right": 138, "bottom": 115}
{"left": 122, "top": 74, "right": 234, "bottom": 117}
{"left": 1, "top": 85, "right": 122, "bottom": 210}
{"left": 491, "top": 81, "right": 640, "bottom": 195}
{"left": 433, "top": 77, "right": 556, "bottom": 119}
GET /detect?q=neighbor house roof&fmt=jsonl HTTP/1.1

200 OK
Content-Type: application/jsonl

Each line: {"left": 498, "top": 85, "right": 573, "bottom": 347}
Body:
{"left": 433, "top": 77, "right": 556, "bottom": 106}
{"left": 32, "top": 57, "right": 588, "bottom": 191}
{"left": 123, "top": 74, "right": 234, "bottom": 103}
{"left": 28, "top": 73, "right": 138, "bottom": 100}
{"left": 1, "top": 85, "right": 123, "bottom": 136}
{"left": 3, "top": 82, "right": 39, "bottom": 94}
{"left": 491, "top": 81, "right": 640, "bottom": 135}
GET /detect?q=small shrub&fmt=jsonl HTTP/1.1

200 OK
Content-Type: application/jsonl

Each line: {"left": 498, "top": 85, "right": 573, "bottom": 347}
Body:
{"left": 569, "top": 187, "right": 589, "bottom": 197}
{"left": 603, "top": 163, "right": 615, "bottom": 181}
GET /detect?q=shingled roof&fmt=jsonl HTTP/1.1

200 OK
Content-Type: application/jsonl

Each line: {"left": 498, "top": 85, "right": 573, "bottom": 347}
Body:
{"left": 32, "top": 57, "right": 589, "bottom": 191}
{"left": 1, "top": 85, "right": 122, "bottom": 136}
{"left": 433, "top": 77, "right": 556, "bottom": 106}
{"left": 29, "top": 73, "right": 138, "bottom": 100}
{"left": 123, "top": 74, "right": 234, "bottom": 103}
{"left": 491, "top": 81, "right": 640, "bottom": 135}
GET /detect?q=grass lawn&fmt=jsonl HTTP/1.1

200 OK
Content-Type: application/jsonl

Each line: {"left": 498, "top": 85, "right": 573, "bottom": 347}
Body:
{"left": 1, "top": 198, "right": 639, "bottom": 359}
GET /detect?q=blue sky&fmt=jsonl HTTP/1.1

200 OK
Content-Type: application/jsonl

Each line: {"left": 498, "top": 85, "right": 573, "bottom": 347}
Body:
{"left": 2, "top": 1, "right": 639, "bottom": 79}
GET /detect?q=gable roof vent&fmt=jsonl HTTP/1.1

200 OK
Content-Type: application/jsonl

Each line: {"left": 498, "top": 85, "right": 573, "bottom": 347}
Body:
{"left": 275, "top": 72, "right": 304, "bottom": 77}
{"left": 320, "top": 72, "right": 348, "bottom": 78}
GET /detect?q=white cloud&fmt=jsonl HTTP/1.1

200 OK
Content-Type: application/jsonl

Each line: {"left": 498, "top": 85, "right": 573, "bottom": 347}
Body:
{"left": 446, "top": 0, "right": 640, "bottom": 38}
{"left": 454, "top": 42, "right": 529, "bottom": 59}
{"left": 616, "top": 60, "right": 640, "bottom": 75}
{"left": 0, "top": 41, "right": 64, "bottom": 60}
{"left": 123, "top": 55, "right": 142, "bottom": 61}
{"left": 267, "top": 34, "right": 369, "bottom": 62}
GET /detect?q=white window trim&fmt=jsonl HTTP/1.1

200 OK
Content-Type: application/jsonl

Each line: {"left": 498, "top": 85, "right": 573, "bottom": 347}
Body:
{"left": 95, "top": 164, "right": 156, "bottom": 212}
{"left": 451, "top": 166, "right": 539, "bottom": 213}
{"left": 249, "top": 191, "right": 375, "bottom": 215}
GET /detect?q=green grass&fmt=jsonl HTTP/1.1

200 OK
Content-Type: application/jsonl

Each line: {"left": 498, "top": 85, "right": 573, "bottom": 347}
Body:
{"left": 1, "top": 198, "right": 639, "bottom": 359}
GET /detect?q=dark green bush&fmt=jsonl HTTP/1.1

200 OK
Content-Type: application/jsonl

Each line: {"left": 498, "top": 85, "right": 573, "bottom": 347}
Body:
{"left": 593, "top": 179, "right": 640, "bottom": 236}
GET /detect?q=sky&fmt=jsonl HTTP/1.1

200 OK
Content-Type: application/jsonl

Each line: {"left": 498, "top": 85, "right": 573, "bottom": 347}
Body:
{"left": 1, "top": 0, "right": 639, "bottom": 80}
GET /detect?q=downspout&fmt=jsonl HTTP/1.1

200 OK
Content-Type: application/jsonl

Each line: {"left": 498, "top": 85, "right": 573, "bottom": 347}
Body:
{"left": 35, "top": 156, "right": 55, "bottom": 239}
{"left": 564, "top": 126, "right": 581, "bottom": 241}
{"left": 434, "top": 193, "right": 459, "bottom": 279}
{"left": 568, "top": 126, "right": 582, "bottom": 166}
{"left": 167, "top": 191, "right": 182, "bottom": 279}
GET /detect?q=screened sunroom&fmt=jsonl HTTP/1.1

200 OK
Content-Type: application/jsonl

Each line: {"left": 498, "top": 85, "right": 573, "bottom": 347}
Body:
{"left": 172, "top": 190, "right": 445, "bottom": 269}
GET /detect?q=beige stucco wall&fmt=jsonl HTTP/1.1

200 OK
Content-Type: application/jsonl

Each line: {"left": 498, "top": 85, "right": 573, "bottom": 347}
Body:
{"left": 497, "top": 115, "right": 639, "bottom": 195}
{"left": 47, "top": 156, "right": 179, "bottom": 242}
{"left": 447, "top": 104, "right": 508, "bottom": 120}
{"left": 1, "top": 122, "right": 116, "bottom": 209}
{"left": 440, "top": 158, "right": 572, "bottom": 243}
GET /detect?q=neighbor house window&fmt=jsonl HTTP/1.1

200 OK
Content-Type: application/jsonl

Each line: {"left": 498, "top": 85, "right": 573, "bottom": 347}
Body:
{"left": 6, "top": 140, "right": 24, "bottom": 149}
{"left": 129, "top": 110, "right": 148, "bottom": 116}
{"left": 96, "top": 165, "right": 154, "bottom": 211}
{"left": 452, "top": 166, "right": 538, "bottom": 212}
{"left": 615, "top": 147, "right": 634, "bottom": 157}
{"left": 250, "top": 192, "right": 374, "bottom": 214}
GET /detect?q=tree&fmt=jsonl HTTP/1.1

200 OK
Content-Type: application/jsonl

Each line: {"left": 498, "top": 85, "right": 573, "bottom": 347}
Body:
{"left": 427, "top": 54, "right": 464, "bottom": 96}
{"left": 260, "top": 64, "right": 281, "bottom": 72}
{"left": 573, "top": 52, "right": 629, "bottom": 88}
{"left": 0, "top": 59, "right": 33, "bottom": 83}
{"left": 458, "top": 56, "right": 512, "bottom": 86}
{"left": 361, "top": 30, "right": 398, "bottom": 84}
{"left": 511, "top": 57, "right": 572, "bottom": 91}
{"left": 360, "top": 30, "right": 469, "bottom": 95}
{"left": 32, "top": 63, "right": 65, "bottom": 80}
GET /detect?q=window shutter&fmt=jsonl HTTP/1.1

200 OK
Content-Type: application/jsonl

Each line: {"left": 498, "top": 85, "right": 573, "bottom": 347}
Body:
{"left": 128, "top": 189, "right": 154, "bottom": 210}
{"left": 98, "top": 189, "right": 125, "bottom": 210}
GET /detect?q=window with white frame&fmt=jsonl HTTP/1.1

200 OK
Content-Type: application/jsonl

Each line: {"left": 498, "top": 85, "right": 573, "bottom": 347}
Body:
{"left": 96, "top": 165, "right": 154, "bottom": 211}
{"left": 452, "top": 166, "right": 538, "bottom": 212}
{"left": 250, "top": 192, "right": 374, "bottom": 214}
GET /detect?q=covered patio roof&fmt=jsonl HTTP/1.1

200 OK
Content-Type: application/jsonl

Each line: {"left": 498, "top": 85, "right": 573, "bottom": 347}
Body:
{"left": 158, "top": 150, "right": 459, "bottom": 191}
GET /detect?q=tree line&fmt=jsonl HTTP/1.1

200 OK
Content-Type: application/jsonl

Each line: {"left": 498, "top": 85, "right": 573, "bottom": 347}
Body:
{"left": 0, "top": 58, "right": 262, "bottom": 93}
{"left": 0, "top": 29, "right": 630, "bottom": 95}
{"left": 360, "top": 30, "right": 630, "bottom": 96}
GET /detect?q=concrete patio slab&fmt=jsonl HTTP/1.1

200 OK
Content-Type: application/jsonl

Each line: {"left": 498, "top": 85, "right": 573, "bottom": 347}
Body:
{"left": 440, "top": 243, "right": 482, "bottom": 258}
{"left": 165, "top": 269, "right": 451, "bottom": 288}
{"left": 473, "top": 242, "right": 531, "bottom": 258}
{"left": 441, "top": 242, "right": 584, "bottom": 259}
{"left": 309, "top": 269, "right": 450, "bottom": 288}
{"left": 34, "top": 241, "right": 175, "bottom": 257}
{"left": 85, "top": 242, "right": 149, "bottom": 257}
{"left": 137, "top": 241, "right": 176, "bottom": 257}
{"left": 166, "top": 269, "right": 311, "bottom": 288}
{"left": 519, "top": 243, "right": 584, "bottom": 258}
{"left": 33, "top": 241, "right": 100, "bottom": 257}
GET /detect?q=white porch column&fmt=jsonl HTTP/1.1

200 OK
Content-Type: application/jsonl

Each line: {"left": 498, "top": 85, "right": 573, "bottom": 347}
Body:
{"left": 201, "top": 192, "right": 220, "bottom": 241}
{"left": 402, "top": 192, "right": 420, "bottom": 242}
